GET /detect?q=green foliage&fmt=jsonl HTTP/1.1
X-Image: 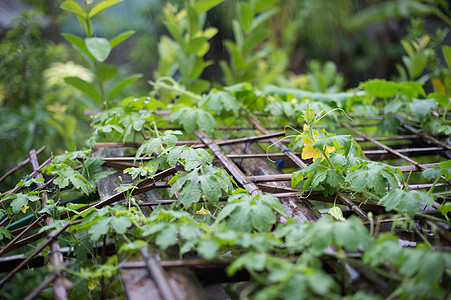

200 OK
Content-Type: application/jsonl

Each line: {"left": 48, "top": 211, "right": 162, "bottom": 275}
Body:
{"left": 379, "top": 189, "right": 434, "bottom": 218}
{"left": 169, "top": 106, "right": 216, "bottom": 134}
{"left": 60, "top": 0, "right": 141, "bottom": 108}
{"left": 77, "top": 205, "right": 133, "bottom": 242}
{"left": 154, "top": 2, "right": 222, "bottom": 92}
{"left": 170, "top": 164, "right": 233, "bottom": 208}
{"left": 344, "top": 0, "right": 449, "bottom": 31}
{"left": 201, "top": 90, "right": 240, "bottom": 116}
{"left": 2, "top": 2, "right": 451, "bottom": 299}
{"left": 215, "top": 191, "right": 286, "bottom": 232}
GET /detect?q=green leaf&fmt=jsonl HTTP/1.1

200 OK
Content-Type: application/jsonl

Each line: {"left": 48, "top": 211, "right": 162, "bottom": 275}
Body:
{"left": 399, "top": 248, "right": 424, "bottom": 277}
{"left": 65, "top": 77, "right": 102, "bottom": 103}
{"left": 110, "top": 30, "right": 135, "bottom": 49}
{"left": 361, "top": 79, "right": 424, "bottom": 99}
{"left": 379, "top": 189, "right": 427, "bottom": 217}
{"left": 409, "top": 52, "right": 427, "bottom": 79}
{"left": 408, "top": 99, "right": 437, "bottom": 122}
{"left": 443, "top": 45, "right": 451, "bottom": 69}
{"left": 429, "top": 92, "right": 450, "bottom": 108}
{"left": 119, "top": 240, "right": 147, "bottom": 253}
{"left": 379, "top": 114, "right": 401, "bottom": 134}
{"left": 0, "top": 227, "right": 12, "bottom": 240}
{"left": 421, "top": 167, "right": 442, "bottom": 181}
{"left": 415, "top": 190, "right": 434, "bottom": 207}
{"left": 204, "top": 91, "right": 239, "bottom": 116}
{"left": 200, "top": 176, "right": 221, "bottom": 204}
{"left": 95, "top": 64, "right": 118, "bottom": 81}
{"left": 11, "top": 193, "right": 36, "bottom": 214}
{"left": 307, "top": 272, "right": 334, "bottom": 296}
{"left": 156, "top": 224, "right": 178, "bottom": 250}
{"left": 238, "top": 2, "right": 254, "bottom": 32}
{"left": 228, "top": 205, "right": 252, "bottom": 232}
{"left": 438, "top": 160, "right": 451, "bottom": 180}
{"left": 52, "top": 166, "right": 93, "bottom": 195}
{"left": 195, "top": 0, "right": 224, "bottom": 13}
{"left": 60, "top": 0, "right": 86, "bottom": 18}
{"left": 187, "top": 4, "right": 199, "bottom": 36}
{"left": 110, "top": 216, "right": 132, "bottom": 235}
{"left": 261, "top": 194, "right": 287, "bottom": 217}
{"left": 197, "top": 109, "right": 216, "bottom": 134}
{"left": 88, "top": 0, "right": 123, "bottom": 18}
{"left": 108, "top": 74, "right": 142, "bottom": 100}
{"left": 167, "top": 146, "right": 184, "bottom": 167}
{"left": 384, "top": 101, "right": 403, "bottom": 115}
{"left": 418, "top": 251, "right": 446, "bottom": 284}
{"left": 313, "top": 135, "right": 352, "bottom": 155}
{"left": 88, "top": 217, "right": 110, "bottom": 242}
{"left": 179, "top": 108, "right": 197, "bottom": 133}
{"left": 438, "top": 202, "right": 451, "bottom": 215}
{"left": 250, "top": 203, "right": 275, "bottom": 232}
{"left": 326, "top": 170, "right": 345, "bottom": 188}
{"left": 187, "top": 36, "right": 210, "bottom": 56}
{"left": 197, "top": 239, "right": 219, "bottom": 260}
{"left": 346, "top": 165, "right": 386, "bottom": 196}
{"left": 136, "top": 138, "right": 162, "bottom": 159}
{"left": 254, "top": 0, "right": 278, "bottom": 12}
{"left": 345, "top": 1, "right": 434, "bottom": 31}
{"left": 177, "top": 179, "right": 202, "bottom": 208}
{"left": 215, "top": 202, "right": 238, "bottom": 223}
{"left": 141, "top": 222, "right": 166, "bottom": 237}
{"left": 85, "top": 37, "right": 111, "bottom": 62}
{"left": 179, "top": 224, "right": 199, "bottom": 241}
{"left": 61, "top": 33, "right": 89, "bottom": 54}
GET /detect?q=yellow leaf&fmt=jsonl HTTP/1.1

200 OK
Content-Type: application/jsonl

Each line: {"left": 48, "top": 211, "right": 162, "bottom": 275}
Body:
{"left": 87, "top": 279, "right": 98, "bottom": 290}
{"left": 432, "top": 78, "right": 446, "bottom": 94}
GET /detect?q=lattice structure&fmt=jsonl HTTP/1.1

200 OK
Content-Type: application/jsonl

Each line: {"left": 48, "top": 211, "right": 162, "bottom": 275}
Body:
{"left": 0, "top": 113, "right": 449, "bottom": 299}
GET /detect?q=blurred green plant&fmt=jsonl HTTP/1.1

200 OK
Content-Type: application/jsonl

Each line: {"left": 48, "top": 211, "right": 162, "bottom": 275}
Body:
{"left": 0, "top": 11, "right": 48, "bottom": 107}
{"left": 60, "top": 0, "right": 142, "bottom": 109}
{"left": 0, "top": 12, "right": 67, "bottom": 187}
{"left": 153, "top": 1, "right": 223, "bottom": 94}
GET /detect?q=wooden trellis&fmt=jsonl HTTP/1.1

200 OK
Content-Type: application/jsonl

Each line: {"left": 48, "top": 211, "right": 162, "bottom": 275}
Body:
{"left": 0, "top": 113, "right": 449, "bottom": 299}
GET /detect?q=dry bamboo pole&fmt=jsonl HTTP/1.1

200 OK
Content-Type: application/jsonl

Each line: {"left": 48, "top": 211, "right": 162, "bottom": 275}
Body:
{"left": 23, "top": 261, "right": 71, "bottom": 300}
{"left": 29, "top": 149, "right": 71, "bottom": 300}
{"left": 0, "top": 215, "right": 45, "bottom": 257}
{"left": 94, "top": 131, "right": 286, "bottom": 150}
{"left": 342, "top": 123, "right": 426, "bottom": 170}
{"left": 0, "top": 146, "right": 46, "bottom": 184}
{"left": 0, "top": 220, "right": 79, "bottom": 289}
{"left": 0, "top": 156, "right": 54, "bottom": 200}
{"left": 401, "top": 123, "right": 451, "bottom": 151}
{"left": 194, "top": 130, "right": 261, "bottom": 196}
{"left": 140, "top": 247, "right": 178, "bottom": 300}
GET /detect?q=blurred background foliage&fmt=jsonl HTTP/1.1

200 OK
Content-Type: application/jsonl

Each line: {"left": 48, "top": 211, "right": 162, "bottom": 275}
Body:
{"left": 0, "top": 0, "right": 450, "bottom": 189}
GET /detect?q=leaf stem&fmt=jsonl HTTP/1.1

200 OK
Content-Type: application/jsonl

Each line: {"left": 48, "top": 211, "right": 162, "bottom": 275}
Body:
{"left": 416, "top": 213, "right": 449, "bottom": 224}
{"left": 342, "top": 256, "right": 402, "bottom": 282}
{"left": 427, "top": 176, "right": 441, "bottom": 195}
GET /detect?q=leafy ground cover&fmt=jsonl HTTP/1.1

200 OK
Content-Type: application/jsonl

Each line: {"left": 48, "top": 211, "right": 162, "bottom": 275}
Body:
{"left": 0, "top": 0, "right": 450, "bottom": 299}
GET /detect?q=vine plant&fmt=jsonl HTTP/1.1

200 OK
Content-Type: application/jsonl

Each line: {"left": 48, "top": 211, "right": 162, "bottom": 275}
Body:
{"left": 0, "top": 1, "right": 450, "bottom": 299}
